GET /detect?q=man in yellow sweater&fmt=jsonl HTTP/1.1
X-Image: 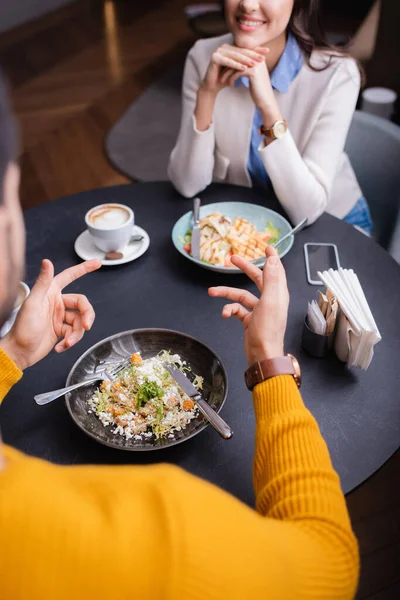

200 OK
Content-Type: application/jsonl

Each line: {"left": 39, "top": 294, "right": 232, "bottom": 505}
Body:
{"left": 0, "top": 75, "right": 358, "bottom": 598}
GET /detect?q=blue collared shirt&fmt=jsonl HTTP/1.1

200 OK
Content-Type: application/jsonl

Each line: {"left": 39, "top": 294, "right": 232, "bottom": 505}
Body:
{"left": 235, "top": 33, "right": 304, "bottom": 189}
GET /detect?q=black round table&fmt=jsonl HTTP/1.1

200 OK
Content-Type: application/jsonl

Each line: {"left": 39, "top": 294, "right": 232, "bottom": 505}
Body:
{"left": 2, "top": 182, "right": 400, "bottom": 504}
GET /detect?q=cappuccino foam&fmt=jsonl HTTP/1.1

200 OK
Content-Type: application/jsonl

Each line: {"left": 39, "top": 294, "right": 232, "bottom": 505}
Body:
{"left": 89, "top": 205, "right": 130, "bottom": 230}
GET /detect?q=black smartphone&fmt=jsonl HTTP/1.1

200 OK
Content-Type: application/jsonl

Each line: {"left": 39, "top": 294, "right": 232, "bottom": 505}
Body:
{"left": 304, "top": 243, "right": 340, "bottom": 285}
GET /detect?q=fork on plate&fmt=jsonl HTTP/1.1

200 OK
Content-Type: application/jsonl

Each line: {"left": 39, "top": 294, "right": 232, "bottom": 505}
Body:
{"left": 34, "top": 358, "right": 131, "bottom": 406}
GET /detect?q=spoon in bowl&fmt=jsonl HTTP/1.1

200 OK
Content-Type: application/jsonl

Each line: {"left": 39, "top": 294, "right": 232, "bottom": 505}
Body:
{"left": 273, "top": 217, "right": 308, "bottom": 250}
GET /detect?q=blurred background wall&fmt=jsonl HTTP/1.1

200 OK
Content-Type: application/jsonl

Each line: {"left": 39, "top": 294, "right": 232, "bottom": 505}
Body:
{"left": 0, "top": 0, "right": 74, "bottom": 33}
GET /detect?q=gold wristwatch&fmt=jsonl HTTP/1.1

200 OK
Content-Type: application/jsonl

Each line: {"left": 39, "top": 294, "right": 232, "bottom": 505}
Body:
{"left": 244, "top": 354, "right": 301, "bottom": 391}
{"left": 259, "top": 119, "right": 287, "bottom": 143}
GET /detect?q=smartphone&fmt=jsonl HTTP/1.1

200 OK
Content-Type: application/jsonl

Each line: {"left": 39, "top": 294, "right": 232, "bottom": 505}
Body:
{"left": 304, "top": 243, "right": 340, "bottom": 285}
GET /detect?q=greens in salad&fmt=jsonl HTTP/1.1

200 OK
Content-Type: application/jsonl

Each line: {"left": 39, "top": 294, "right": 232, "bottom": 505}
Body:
{"left": 88, "top": 351, "right": 203, "bottom": 440}
{"left": 264, "top": 221, "right": 280, "bottom": 245}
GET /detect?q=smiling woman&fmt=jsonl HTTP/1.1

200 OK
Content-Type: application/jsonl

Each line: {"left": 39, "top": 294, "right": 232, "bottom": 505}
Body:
{"left": 168, "top": 0, "right": 372, "bottom": 232}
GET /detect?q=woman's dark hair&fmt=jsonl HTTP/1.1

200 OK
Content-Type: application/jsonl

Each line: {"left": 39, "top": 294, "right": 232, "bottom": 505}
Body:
{"left": 288, "top": 0, "right": 365, "bottom": 83}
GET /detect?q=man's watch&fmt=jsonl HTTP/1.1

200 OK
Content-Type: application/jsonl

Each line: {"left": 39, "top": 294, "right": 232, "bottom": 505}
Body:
{"left": 259, "top": 119, "right": 287, "bottom": 142}
{"left": 244, "top": 354, "right": 301, "bottom": 391}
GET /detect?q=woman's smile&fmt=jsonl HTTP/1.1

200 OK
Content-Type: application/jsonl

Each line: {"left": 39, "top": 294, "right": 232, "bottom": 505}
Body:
{"left": 226, "top": 1, "right": 294, "bottom": 48}
{"left": 236, "top": 14, "right": 267, "bottom": 33}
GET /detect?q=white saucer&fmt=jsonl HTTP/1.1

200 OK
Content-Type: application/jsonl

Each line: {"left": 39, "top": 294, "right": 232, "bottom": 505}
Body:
{"left": 74, "top": 226, "right": 150, "bottom": 266}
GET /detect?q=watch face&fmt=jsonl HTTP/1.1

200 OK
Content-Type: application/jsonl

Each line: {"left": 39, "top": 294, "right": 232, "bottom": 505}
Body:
{"left": 273, "top": 121, "right": 287, "bottom": 138}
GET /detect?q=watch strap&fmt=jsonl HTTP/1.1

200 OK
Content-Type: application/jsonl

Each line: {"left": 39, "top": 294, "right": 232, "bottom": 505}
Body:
{"left": 245, "top": 356, "right": 295, "bottom": 391}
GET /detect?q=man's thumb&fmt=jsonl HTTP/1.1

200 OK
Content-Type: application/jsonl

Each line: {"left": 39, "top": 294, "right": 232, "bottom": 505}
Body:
{"left": 31, "top": 259, "right": 54, "bottom": 299}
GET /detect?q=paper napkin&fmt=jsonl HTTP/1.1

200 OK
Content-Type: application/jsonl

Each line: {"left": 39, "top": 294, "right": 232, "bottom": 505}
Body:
{"left": 318, "top": 268, "right": 381, "bottom": 370}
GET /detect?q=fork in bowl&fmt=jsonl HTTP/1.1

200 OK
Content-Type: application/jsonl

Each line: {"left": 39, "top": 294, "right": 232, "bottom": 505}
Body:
{"left": 34, "top": 358, "right": 131, "bottom": 406}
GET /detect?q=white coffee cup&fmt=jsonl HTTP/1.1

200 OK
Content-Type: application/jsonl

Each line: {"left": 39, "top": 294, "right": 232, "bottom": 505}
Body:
{"left": 0, "top": 281, "right": 30, "bottom": 338}
{"left": 85, "top": 203, "right": 134, "bottom": 253}
{"left": 361, "top": 87, "right": 398, "bottom": 120}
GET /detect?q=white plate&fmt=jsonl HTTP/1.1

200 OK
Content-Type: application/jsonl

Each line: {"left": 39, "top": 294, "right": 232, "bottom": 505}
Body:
{"left": 74, "top": 226, "right": 150, "bottom": 266}
{"left": 171, "top": 202, "right": 294, "bottom": 274}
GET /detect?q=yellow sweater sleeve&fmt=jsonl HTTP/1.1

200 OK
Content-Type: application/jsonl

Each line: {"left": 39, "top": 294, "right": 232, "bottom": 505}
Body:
{"left": 0, "top": 347, "right": 23, "bottom": 402}
{"left": 0, "top": 348, "right": 359, "bottom": 600}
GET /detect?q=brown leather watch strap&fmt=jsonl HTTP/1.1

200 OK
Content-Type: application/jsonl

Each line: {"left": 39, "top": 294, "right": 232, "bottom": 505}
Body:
{"left": 244, "top": 355, "right": 300, "bottom": 391}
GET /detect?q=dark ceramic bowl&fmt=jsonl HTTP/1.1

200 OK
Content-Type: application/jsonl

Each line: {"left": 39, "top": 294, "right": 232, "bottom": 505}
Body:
{"left": 65, "top": 328, "right": 228, "bottom": 451}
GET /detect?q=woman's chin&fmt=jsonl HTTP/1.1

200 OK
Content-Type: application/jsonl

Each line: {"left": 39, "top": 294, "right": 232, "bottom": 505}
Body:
{"left": 233, "top": 31, "right": 270, "bottom": 50}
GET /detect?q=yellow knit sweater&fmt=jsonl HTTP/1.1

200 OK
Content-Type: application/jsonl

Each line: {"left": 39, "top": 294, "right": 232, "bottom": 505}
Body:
{"left": 0, "top": 347, "right": 359, "bottom": 599}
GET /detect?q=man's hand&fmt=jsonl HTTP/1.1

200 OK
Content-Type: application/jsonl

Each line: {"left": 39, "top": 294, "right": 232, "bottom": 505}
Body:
{"left": 0, "top": 258, "right": 101, "bottom": 370}
{"left": 208, "top": 246, "right": 289, "bottom": 365}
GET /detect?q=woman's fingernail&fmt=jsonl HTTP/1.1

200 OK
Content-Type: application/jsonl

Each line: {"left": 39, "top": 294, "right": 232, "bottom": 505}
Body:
{"left": 268, "top": 256, "right": 279, "bottom": 268}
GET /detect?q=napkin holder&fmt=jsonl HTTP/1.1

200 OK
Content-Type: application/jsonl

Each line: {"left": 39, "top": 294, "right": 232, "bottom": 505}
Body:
{"left": 334, "top": 311, "right": 351, "bottom": 362}
{"left": 301, "top": 315, "right": 335, "bottom": 358}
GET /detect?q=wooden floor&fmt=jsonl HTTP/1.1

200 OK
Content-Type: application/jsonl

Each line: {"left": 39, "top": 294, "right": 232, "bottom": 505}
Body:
{"left": 1, "top": 1, "right": 399, "bottom": 597}
{"left": 0, "top": 0, "right": 196, "bottom": 209}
